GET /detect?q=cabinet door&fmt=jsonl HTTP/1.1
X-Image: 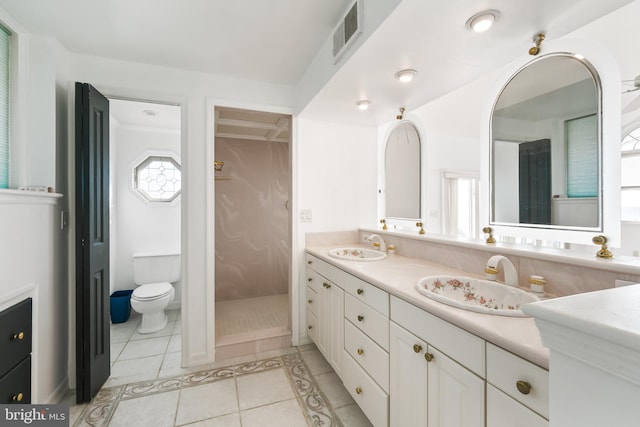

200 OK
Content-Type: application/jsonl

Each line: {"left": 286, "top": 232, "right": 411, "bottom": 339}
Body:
{"left": 427, "top": 347, "right": 484, "bottom": 427}
{"left": 390, "top": 322, "right": 427, "bottom": 427}
{"left": 487, "top": 385, "right": 548, "bottom": 427}
{"left": 326, "top": 284, "right": 344, "bottom": 375}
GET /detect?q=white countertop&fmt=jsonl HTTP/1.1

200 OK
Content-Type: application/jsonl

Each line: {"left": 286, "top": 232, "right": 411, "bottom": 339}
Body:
{"left": 306, "top": 245, "right": 550, "bottom": 369}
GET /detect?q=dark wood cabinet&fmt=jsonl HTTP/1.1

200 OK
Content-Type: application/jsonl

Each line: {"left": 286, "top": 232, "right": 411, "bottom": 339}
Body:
{"left": 0, "top": 298, "right": 32, "bottom": 404}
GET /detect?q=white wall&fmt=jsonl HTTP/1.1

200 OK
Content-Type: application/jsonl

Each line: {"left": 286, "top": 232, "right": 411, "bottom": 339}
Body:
{"left": 111, "top": 122, "right": 181, "bottom": 305}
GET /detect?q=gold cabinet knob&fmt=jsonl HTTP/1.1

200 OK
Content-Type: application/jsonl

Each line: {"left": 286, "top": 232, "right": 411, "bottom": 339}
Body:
{"left": 12, "top": 393, "right": 23, "bottom": 402}
{"left": 323, "top": 282, "right": 331, "bottom": 289}
{"left": 357, "top": 315, "right": 364, "bottom": 322}
{"left": 308, "top": 299, "right": 313, "bottom": 304}
{"left": 516, "top": 380, "right": 532, "bottom": 395}
{"left": 355, "top": 387, "right": 363, "bottom": 395}
{"left": 307, "top": 260, "right": 312, "bottom": 264}
{"left": 13, "top": 332, "right": 24, "bottom": 340}
{"left": 357, "top": 288, "right": 364, "bottom": 295}
{"left": 308, "top": 325, "right": 313, "bottom": 330}
{"left": 307, "top": 277, "right": 312, "bottom": 282}
{"left": 413, "top": 344, "right": 422, "bottom": 353}
{"left": 424, "top": 352, "right": 434, "bottom": 362}
{"left": 357, "top": 348, "right": 364, "bottom": 355}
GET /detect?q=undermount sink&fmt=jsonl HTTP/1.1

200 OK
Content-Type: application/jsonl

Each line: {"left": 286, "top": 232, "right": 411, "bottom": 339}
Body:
{"left": 415, "top": 275, "right": 539, "bottom": 317}
{"left": 328, "top": 247, "right": 386, "bottom": 262}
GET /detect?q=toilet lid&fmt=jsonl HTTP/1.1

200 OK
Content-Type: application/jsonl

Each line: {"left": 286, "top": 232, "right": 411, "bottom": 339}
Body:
{"left": 133, "top": 282, "right": 173, "bottom": 300}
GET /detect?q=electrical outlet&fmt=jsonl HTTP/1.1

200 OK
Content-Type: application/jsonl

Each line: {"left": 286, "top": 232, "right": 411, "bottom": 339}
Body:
{"left": 299, "top": 209, "right": 313, "bottom": 223}
{"left": 615, "top": 279, "right": 639, "bottom": 288}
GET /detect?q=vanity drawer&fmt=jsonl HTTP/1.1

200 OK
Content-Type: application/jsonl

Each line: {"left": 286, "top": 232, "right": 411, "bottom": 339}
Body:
{"left": 487, "top": 343, "right": 549, "bottom": 419}
{"left": 0, "top": 356, "right": 31, "bottom": 404}
{"left": 391, "top": 296, "right": 485, "bottom": 377}
{"left": 345, "top": 293, "right": 389, "bottom": 351}
{"left": 0, "top": 298, "right": 32, "bottom": 377}
{"left": 342, "top": 350, "right": 389, "bottom": 427}
{"left": 306, "top": 286, "right": 318, "bottom": 316}
{"left": 307, "top": 310, "right": 319, "bottom": 344}
{"left": 487, "top": 384, "right": 548, "bottom": 427}
{"left": 344, "top": 319, "right": 389, "bottom": 392}
{"left": 305, "top": 268, "right": 322, "bottom": 293}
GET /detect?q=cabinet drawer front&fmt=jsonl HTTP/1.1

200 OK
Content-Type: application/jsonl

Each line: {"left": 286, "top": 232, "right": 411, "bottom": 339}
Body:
{"left": 0, "top": 298, "right": 32, "bottom": 377}
{"left": 307, "top": 310, "right": 319, "bottom": 345}
{"left": 487, "top": 384, "right": 548, "bottom": 427}
{"left": 345, "top": 293, "right": 389, "bottom": 351}
{"left": 0, "top": 356, "right": 31, "bottom": 404}
{"left": 306, "top": 286, "right": 318, "bottom": 316}
{"left": 344, "top": 320, "right": 389, "bottom": 392}
{"left": 487, "top": 343, "right": 549, "bottom": 419}
{"left": 342, "top": 350, "right": 389, "bottom": 427}
{"left": 390, "top": 296, "right": 485, "bottom": 377}
{"left": 306, "top": 268, "right": 322, "bottom": 293}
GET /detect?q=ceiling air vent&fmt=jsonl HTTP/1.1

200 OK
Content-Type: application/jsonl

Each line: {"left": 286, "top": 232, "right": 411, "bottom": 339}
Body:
{"left": 332, "top": 0, "right": 362, "bottom": 61}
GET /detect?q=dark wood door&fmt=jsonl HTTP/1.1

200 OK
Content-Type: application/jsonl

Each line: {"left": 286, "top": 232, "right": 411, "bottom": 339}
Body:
{"left": 75, "top": 82, "right": 110, "bottom": 403}
{"left": 519, "top": 138, "right": 551, "bottom": 224}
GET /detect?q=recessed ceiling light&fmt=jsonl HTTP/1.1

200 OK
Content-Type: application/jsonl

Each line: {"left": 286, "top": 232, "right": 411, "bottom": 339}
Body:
{"left": 466, "top": 10, "right": 500, "bottom": 33}
{"left": 356, "top": 100, "right": 372, "bottom": 110}
{"left": 395, "top": 69, "right": 417, "bottom": 83}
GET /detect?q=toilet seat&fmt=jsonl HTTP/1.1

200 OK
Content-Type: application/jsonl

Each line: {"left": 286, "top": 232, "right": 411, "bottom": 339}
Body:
{"left": 132, "top": 282, "right": 173, "bottom": 301}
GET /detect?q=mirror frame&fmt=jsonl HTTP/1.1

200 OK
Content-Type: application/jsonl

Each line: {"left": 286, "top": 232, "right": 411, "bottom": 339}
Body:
{"left": 379, "top": 117, "right": 426, "bottom": 229}
{"left": 480, "top": 38, "right": 621, "bottom": 246}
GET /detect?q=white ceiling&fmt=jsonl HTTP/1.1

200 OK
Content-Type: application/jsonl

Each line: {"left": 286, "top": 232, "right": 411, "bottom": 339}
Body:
{"left": 0, "top": 0, "right": 633, "bottom": 128}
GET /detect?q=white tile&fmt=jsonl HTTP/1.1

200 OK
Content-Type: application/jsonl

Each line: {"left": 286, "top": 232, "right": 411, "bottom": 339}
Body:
{"left": 256, "top": 346, "right": 298, "bottom": 359}
{"left": 159, "top": 352, "right": 205, "bottom": 378}
{"left": 240, "top": 399, "right": 308, "bottom": 427}
{"left": 130, "top": 321, "right": 175, "bottom": 341}
{"left": 173, "top": 320, "right": 182, "bottom": 335}
{"left": 110, "top": 390, "right": 179, "bottom": 427}
{"left": 177, "top": 412, "right": 241, "bottom": 427}
{"left": 111, "top": 323, "right": 137, "bottom": 343}
{"left": 300, "top": 349, "right": 332, "bottom": 375}
{"left": 334, "top": 403, "right": 373, "bottom": 427}
{"left": 119, "top": 336, "right": 170, "bottom": 360}
{"left": 313, "top": 371, "right": 354, "bottom": 408}
{"left": 105, "top": 355, "right": 163, "bottom": 387}
{"left": 236, "top": 368, "right": 295, "bottom": 410}
{"left": 167, "top": 334, "right": 181, "bottom": 353}
{"left": 175, "top": 379, "right": 239, "bottom": 425}
{"left": 111, "top": 341, "right": 126, "bottom": 364}
{"left": 166, "top": 310, "right": 180, "bottom": 322}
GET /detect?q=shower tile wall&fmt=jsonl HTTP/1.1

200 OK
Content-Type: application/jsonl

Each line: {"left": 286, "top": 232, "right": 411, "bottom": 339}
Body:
{"left": 215, "top": 138, "right": 289, "bottom": 301}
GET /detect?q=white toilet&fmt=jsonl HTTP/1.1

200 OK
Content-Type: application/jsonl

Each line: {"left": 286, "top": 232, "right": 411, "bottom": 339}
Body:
{"left": 130, "top": 251, "right": 180, "bottom": 334}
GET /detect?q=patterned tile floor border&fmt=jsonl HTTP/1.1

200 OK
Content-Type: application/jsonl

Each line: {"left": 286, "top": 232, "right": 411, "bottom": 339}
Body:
{"left": 72, "top": 348, "right": 344, "bottom": 426}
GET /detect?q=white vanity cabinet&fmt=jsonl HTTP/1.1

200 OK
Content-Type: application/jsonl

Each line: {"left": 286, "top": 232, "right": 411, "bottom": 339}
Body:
{"left": 306, "top": 254, "right": 344, "bottom": 375}
{"left": 486, "top": 343, "right": 549, "bottom": 426}
{"left": 390, "top": 298, "right": 485, "bottom": 427}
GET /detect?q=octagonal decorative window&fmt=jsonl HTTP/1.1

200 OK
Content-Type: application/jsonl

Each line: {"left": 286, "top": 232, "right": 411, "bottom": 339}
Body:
{"left": 133, "top": 155, "right": 181, "bottom": 202}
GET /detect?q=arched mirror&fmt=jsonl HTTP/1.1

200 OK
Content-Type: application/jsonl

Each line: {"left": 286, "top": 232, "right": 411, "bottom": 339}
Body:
{"left": 491, "top": 53, "right": 601, "bottom": 231}
{"left": 385, "top": 121, "right": 421, "bottom": 220}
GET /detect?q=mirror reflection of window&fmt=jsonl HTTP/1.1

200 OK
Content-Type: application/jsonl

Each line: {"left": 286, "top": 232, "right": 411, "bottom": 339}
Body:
{"left": 622, "top": 127, "right": 640, "bottom": 221}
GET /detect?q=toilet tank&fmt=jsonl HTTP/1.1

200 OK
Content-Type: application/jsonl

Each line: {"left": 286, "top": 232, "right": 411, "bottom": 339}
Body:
{"left": 132, "top": 251, "right": 181, "bottom": 285}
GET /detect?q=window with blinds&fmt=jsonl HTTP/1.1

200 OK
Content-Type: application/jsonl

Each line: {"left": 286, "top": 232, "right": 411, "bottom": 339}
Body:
{"left": 621, "top": 127, "right": 640, "bottom": 222}
{"left": 0, "top": 25, "right": 9, "bottom": 189}
{"left": 566, "top": 114, "right": 598, "bottom": 198}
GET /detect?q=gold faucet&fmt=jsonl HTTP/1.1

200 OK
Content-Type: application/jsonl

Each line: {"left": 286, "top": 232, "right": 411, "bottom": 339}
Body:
{"left": 416, "top": 222, "right": 425, "bottom": 235}
{"left": 592, "top": 235, "right": 613, "bottom": 258}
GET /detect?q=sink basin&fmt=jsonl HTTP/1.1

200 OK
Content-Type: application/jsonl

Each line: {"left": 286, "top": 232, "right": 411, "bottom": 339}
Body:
{"left": 415, "top": 275, "right": 539, "bottom": 317}
{"left": 328, "top": 247, "right": 386, "bottom": 262}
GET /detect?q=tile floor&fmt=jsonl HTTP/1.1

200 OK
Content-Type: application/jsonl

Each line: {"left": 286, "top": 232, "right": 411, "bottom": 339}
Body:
{"left": 65, "top": 310, "right": 372, "bottom": 426}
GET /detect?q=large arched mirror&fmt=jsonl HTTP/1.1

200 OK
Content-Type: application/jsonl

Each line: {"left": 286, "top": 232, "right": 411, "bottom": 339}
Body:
{"left": 481, "top": 39, "right": 621, "bottom": 246}
{"left": 491, "top": 53, "right": 600, "bottom": 230}
{"left": 385, "top": 121, "right": 421, "bottom": 220}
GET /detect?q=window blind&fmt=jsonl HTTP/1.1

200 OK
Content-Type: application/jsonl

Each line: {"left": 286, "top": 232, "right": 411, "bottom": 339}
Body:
{"left": 0, "top": 25, "right": 9, "bottom": 188}
{"left": 566, "top": 114, "right": 598, "bottom": 197}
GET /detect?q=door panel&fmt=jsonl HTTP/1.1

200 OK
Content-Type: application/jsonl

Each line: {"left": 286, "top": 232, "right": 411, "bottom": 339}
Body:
{"left": 75, "top": 82, "right": 110, "bottom": 403}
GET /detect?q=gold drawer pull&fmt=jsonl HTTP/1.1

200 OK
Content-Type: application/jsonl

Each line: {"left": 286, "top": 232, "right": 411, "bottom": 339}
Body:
{"left": 413, "top": 344, "right": 422, "bottom": 353}
{"left": 357, "top": 315, "right": 364, "bottom": 322}
{"left": 424, "top": 352, "right": 434, "bottom": 362}
{"left": 12, "top": 393, "right": 23, "bottom": 402}
{"left": 308, "top": 325, "right": 313, "bottom": 330}
{"left": 323, "top": 282, "right": 331, "bottom": 289}
{"left": 307, "top": 260, "right": 312, "bottom": 264}
{"left": 357, "top": 288, "right": 364, "bottom": 295}
{"left": 308, "top": 299, "right": 313, "bottom": 304}
{"left": 355, "top": 387, "right": 362, "bottom": 395}
{"left": 357, "top": 348, "right": 364, "bottom": 355}
{"left": 13, "top": 332, "right": 25, "bottom": 340}
{"left": 516, "top": 380, "right": 532, "bottom": 395}
{"left": 308, "top": 277, "right": 312, "bottom": 282}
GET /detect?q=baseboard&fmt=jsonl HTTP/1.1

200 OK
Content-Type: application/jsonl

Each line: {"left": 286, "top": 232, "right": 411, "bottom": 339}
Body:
{"left": 48, "top": 378, "right": 70, "bottom": 404}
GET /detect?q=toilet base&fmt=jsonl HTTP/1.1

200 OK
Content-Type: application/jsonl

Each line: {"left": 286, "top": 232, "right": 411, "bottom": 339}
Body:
{"left": 138, "top": 311, "right": 168, "bottom": 334}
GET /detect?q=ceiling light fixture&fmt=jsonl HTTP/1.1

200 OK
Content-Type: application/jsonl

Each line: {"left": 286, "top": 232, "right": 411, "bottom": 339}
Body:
{"left": 356, "top": 100, "right": 372, "bottom": 110}
{"left": 395, "top": 69, "right": 417, "bottom": 83}
{"left": 466, "top": 10, "right": 500, "bottom": 33}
